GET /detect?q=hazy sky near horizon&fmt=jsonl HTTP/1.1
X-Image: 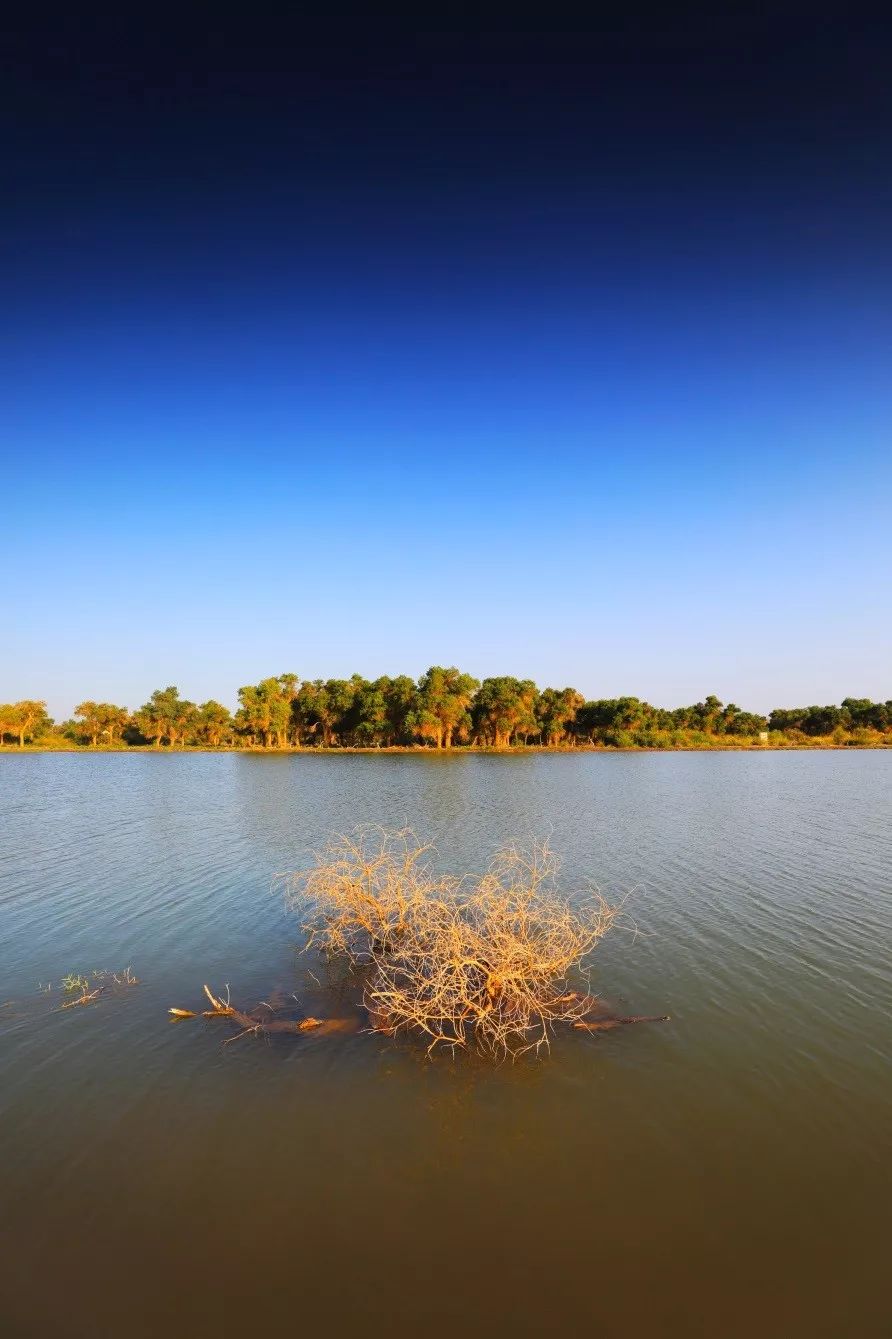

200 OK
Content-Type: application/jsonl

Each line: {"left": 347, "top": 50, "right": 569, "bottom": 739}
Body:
{"left": 3, "top": 9, "right": 891, "bottom": 719}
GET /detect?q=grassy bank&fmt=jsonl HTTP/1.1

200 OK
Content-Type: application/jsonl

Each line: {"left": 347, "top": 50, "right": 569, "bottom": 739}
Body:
{"left": 4, "top": 735, "right": 891, "bottom": 755}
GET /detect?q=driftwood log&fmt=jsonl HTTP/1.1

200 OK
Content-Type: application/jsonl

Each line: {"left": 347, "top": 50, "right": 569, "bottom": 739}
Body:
{"left": 168, "top": 985, "right": 359, "bottom": 1043}
{"left": 169, "top": 986, "right": 668, "bottom": 1047}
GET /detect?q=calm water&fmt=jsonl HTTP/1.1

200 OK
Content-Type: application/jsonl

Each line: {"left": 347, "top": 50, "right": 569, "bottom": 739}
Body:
{"left": 1, "top": 752, "right": 890, "bottom": 1337}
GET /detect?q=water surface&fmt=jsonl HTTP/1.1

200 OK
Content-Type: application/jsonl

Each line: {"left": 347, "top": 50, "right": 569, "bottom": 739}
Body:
{"left": 1, "top": 752, "right": 890, "bottom": 1337}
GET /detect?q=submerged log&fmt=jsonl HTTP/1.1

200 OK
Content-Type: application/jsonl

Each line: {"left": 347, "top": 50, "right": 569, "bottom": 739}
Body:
{"left": 61, "top": 986, "right": 105, "bottom": 1009}
{"left": 309, "top": 1017, "right": 361, "bottom": 1035}
{"left": 167, "top": 986, "right": 355, "bottom": 1043}
{"left": 573, "top": 1013, "right": 669, "bottom": 1032}
{"left": 170, "top": 985, "right": 668, "bottom": 1049}
{"left": 366, "top": 1004, "right": 398, "bottom": 1035}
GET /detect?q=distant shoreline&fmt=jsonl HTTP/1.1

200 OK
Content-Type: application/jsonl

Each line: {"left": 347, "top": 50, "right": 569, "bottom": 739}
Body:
{"left": 2, "top": 742, "right": 889, "bottom": 756}
{"left": 5, "top": 683, "right": 889, "bottom": 750}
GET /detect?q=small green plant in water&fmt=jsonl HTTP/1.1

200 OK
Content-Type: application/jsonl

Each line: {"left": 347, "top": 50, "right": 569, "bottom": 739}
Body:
{"left": 54, "top": 966, "right": 140, "bottom": 1009}
{"left": 60, "top": 972, "right": 90, "bottom": 993}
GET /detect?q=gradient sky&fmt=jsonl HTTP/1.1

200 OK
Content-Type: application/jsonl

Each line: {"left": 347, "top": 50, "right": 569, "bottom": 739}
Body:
{"left": 3, "top": 9, "right": 891, "bottom": 718}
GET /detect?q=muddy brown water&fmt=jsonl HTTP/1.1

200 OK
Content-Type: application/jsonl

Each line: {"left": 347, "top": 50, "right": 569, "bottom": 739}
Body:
{"left": 1, "top": 752, "right": 890, "bottom": 1337}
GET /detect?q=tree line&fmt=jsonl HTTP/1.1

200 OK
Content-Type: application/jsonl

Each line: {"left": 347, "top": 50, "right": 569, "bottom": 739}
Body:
{"left": 1, "top": 674, "right": 890, "bottom": 749}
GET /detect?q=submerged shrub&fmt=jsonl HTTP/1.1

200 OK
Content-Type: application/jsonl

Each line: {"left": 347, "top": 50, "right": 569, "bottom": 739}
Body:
{"left": 287, "top": 828, "right": 619, "bottom": 1058}
{"left": 289, "top": 827, "right": 443, "bottom": 958}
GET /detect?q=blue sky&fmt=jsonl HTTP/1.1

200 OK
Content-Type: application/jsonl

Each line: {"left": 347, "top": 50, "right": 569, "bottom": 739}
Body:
{"left": 3, "top": 13, "right": 891, "bottom": 718}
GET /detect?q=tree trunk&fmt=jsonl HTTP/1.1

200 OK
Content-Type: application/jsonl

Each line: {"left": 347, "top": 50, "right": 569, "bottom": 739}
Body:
{"left": 19, "top": 730, "right": 25, "bottom": 748}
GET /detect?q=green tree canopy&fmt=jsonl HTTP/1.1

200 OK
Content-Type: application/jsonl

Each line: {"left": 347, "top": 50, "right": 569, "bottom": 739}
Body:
{"left": 0, "top": 704, "right": 16, "bottom": 744}
{"left": 472, "top": 678, "right": 538, "bottom": 747}
{"left": 236, "top": 675, "right": 297, "bottom": 747}
{"left": 410, "top": 666, "right": 480, "bottom": 748}
{"left": 74, "top": 701, "right": 129, "bottom": 747}
{"left": 536, "top": 687, "right": 584, "bottom": 746}
{"left": 134, "top": 686, "right": 195, "bottom": 747}
{"left": 196, "top": 700, "right": 234, "bottom": 746}
{"left": 6, "top": 700, "right": 53, "bottom": 748}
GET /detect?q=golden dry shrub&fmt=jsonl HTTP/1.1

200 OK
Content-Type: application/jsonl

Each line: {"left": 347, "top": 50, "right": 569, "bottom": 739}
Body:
{"left": 287, "top": 827, "right": 452, "bottom": 958}
{"left": 287, "top": 829, "right": 619, "bottom": 1058}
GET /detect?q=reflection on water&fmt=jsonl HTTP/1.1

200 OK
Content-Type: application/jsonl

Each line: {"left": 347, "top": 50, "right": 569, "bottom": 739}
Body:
{"left": 1, "top": 752, "right": 890, "bottom": 1337}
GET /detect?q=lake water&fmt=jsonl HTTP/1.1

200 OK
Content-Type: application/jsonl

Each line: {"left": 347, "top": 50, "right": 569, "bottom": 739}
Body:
{"left": 1, "top": 752, "right": 890, "bottom": 1337}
